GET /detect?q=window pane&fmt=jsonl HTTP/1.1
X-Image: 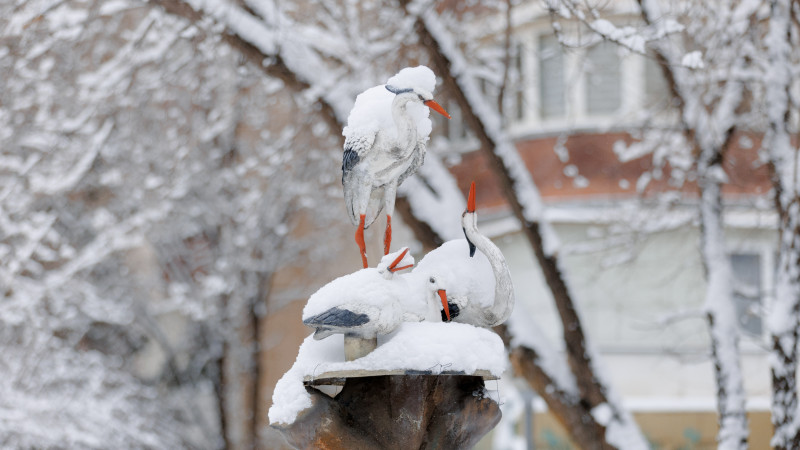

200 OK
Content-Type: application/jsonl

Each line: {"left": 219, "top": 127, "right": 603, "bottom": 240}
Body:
{"left": 644, "top": 56, "right": 669, "bottom": 107}
{"left": 539, "top": 34, "right": 565, "bottom": 119}
{"left": 730, "top": 253, "right": 763, "bottom": 335}
{"left": 586, "top": 41, "right": 621, "bottom": 115}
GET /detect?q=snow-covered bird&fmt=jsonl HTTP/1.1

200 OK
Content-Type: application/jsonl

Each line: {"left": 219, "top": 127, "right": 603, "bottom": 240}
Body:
{"left": 342, "top": 66, "right": 450, "bottom": 268}
{"left": 302, "top": 182, "right": 513, "bottom": 348}
{"left": 302, "top": 247, "right": 447, "bottom": 360}
{"left": 414, "top": 182, "right": 515, "bottom": 327}
{"left": 302, "top": 247, "right": 416, "bottom": 340}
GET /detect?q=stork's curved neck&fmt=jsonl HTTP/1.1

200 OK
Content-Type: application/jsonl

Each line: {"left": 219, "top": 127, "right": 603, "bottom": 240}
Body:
{"left": 461, "top": 211, "right": 515, "bottom": 327}
{"left": 391, "top": 95, "right": 418, "bottom": 155}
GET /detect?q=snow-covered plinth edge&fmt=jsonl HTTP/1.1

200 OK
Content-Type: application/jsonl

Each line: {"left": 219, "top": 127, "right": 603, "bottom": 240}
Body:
{"left": 269, "top": 322, "right": 506, "bottom": 425}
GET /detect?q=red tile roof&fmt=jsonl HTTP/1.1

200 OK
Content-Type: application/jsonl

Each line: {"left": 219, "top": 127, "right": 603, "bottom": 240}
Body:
{"left": 448, "top": 132, "right": 772, "bottom": 211}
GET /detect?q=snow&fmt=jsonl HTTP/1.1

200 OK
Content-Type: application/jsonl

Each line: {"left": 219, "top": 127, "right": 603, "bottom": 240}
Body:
{"left": 591, "top": 402, "right": 613, "bottom": 426}
{"left": 268, "top": 321, "right": 506, "bottom": 425}
{"left": 343, "top": 65, "right": 437, "bottom": 143}
{"left": 681, "top": 51, "right": 705, "bottom": 69}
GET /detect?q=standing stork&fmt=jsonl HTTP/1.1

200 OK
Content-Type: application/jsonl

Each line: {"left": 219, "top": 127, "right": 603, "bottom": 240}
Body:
{"left": 342, "top": 69, "right": 450, "bottom": 268}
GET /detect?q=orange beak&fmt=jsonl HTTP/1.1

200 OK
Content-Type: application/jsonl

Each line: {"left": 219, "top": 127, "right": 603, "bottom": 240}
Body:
{"left": 438, "top": 289, "right": 450, "bottom": 321}
{"left": 467, "top": 181, "right": 476, "bottom": 213}
{"left": 424, "top": 100, "right": 451, "bottom": 119}
{"left": 387, "top": 248, "right": 412, "bottom": 272}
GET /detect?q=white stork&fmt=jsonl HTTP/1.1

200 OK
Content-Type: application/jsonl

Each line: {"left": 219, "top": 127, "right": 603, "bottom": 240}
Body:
{"left": 303, "top": 182, "right": 514, "bottom": 355}
{"left": 342, "top": 68, "right": 450, "bottom": 268}
{"left": 416, "top": 182, "right": 515, "bottom": 327}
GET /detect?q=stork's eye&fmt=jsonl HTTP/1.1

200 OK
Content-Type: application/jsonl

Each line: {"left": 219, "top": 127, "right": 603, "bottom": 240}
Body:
{"left": 429, "top": 277, "right": 435, "bottom": 283}
{"left": 418, "top": 94, "right": 425, "bottom": 101}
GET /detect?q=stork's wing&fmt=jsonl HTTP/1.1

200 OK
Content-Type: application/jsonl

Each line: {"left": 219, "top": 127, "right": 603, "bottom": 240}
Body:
{"left": 396, "top": 140, "right": 426, "bottom": 187}
{"left": 342, "top": 130, "right": 378, "bottom": 226}
{"left": 342, "top": 131, "right": 377, "bottom": 180}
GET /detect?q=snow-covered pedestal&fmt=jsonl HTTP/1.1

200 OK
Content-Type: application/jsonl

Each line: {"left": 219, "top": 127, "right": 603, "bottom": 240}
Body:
{"left": 270, "top": 322, "right": 505, "bottom": 449}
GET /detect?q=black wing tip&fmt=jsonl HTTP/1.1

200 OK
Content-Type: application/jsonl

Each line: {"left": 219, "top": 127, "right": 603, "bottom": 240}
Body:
{"left": 303, "top": 307, "right": 370, "bottom": 328}
{"left": 441, "top": 302, "right": 460, "bottom": 322}
{"left": 342, "top": 148, "right": 360, "bottom": 172}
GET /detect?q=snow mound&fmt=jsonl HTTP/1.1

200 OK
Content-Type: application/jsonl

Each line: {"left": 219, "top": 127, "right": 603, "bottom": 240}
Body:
{"left": 269, "top": 321, "right": 506, "bottom": 425}
{"left": 343, "top": 66, "right": 437, "bottom": 143}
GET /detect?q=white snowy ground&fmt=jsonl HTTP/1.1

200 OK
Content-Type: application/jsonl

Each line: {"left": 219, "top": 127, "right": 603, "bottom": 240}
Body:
{"left": 269, "top": 321, "right": 506, "bottom": 425}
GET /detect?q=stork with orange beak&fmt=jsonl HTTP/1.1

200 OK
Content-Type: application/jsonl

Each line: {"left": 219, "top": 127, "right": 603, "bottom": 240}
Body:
{"left": 415, "top": 182, "right": 515, "bottom": 328}
{"left": 303, "top": 182, "right": 514, "bottom": 361}
{"left": 342, "top": 68, "right": 450, "bottom": 269}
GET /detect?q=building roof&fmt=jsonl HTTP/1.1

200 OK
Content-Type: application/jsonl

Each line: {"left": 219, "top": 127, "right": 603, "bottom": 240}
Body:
{"left": 448, "top": 132, "right": 772, "bottom": 212}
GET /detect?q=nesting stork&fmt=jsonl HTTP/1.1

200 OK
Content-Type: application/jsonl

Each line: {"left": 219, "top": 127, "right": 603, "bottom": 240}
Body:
{"left": 414, "top": 182, "right": 515, "bottom": 328}
{"left": 342, "top": 67, "right": 450, "bottom": 268}
{"left": 303, "top": 182, "right": 514, "bottom": 361}
{"left": 302, "top": 247, "right": 438, "bottom": 360}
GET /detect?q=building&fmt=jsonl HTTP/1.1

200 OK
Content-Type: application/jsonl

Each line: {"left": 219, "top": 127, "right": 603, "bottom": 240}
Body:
{"left": 431, "top": 2, "right": 776, "bottom": 447}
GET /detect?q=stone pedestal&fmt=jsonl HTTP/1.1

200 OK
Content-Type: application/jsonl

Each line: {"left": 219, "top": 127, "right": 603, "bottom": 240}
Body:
{"left": 273, "top": 375, "right": 501, "bottom": 449}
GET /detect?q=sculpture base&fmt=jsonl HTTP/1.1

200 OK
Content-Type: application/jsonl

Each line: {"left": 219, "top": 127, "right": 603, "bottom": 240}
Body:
{"left": 273, "top": 375, "right": 501, "bottom": 449}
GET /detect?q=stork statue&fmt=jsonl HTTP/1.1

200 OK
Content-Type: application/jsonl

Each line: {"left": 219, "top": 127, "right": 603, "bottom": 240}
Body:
{"left": 342, "top": 66, "right": 450, "bottom": 268}
{"left": 303, "top": 182, "right": 514, "bottom": 360}
{"left": 417, "top": 182, "right": 515, "bottom": 328}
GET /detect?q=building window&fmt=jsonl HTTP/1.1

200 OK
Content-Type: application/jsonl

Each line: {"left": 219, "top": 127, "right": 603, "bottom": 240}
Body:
{"left": 538, "top": 34, "right": 565, "bottom": 119}
{"left": 644, "top": 56, "right": 669, "bottom": 107}
{"left": 730, "top": 253, "right": 763, "bottom": 335}
{"left": 585, "top": 41, "right": 621, "bottom": 115}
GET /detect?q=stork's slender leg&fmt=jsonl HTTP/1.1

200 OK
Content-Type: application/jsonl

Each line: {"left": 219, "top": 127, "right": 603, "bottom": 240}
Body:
{"left": 383, "top": 182, "right": 398, "bottom": 255}
{"left": 355, "top": 214, "right": 368, "bottom": 268}
{"left": 384, "top": 215, "right": 392, "bottom": 255}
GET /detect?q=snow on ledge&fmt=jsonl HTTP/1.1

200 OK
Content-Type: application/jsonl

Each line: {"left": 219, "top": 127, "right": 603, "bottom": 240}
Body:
{"left": 269, "top": 322, "right": 506, "bottom": 425}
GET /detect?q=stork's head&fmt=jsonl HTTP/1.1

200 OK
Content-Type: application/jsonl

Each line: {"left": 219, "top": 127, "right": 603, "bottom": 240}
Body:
{"left": 427, "top": 275, "right": 452, "bottom": 322}
{"left": 385, "top": 85, "right": 451, "bottom": 119}
{"left": 377, "top": 247, "right": 414, "bottom": 279}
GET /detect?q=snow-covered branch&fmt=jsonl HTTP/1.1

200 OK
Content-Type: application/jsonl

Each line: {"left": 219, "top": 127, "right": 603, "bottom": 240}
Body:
{"left": 399, "top": 0, "right": 649, "bottom": 447}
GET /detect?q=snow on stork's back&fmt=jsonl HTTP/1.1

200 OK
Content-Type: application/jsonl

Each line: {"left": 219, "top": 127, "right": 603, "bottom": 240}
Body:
{"left": 343, "top": 66, "right": 437, "bottom": 143}
{"left": 302, "top": 268, "right": 408, "bottom": 320}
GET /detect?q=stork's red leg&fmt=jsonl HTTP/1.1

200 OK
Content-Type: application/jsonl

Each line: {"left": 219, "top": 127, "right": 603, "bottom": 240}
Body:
{"left": 383, "top": 215, "right": 392, "bottom": 255}
{"left": 355, "top": 214, "right": 368, "bottom": 268}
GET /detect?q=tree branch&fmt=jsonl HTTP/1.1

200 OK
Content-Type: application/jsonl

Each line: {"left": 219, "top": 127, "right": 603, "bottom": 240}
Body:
{"left": 148, "top": 0, "right": 443, "bottom": 251}
{"left": 398, "top": 1, "right": 646, "bottom": 446}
